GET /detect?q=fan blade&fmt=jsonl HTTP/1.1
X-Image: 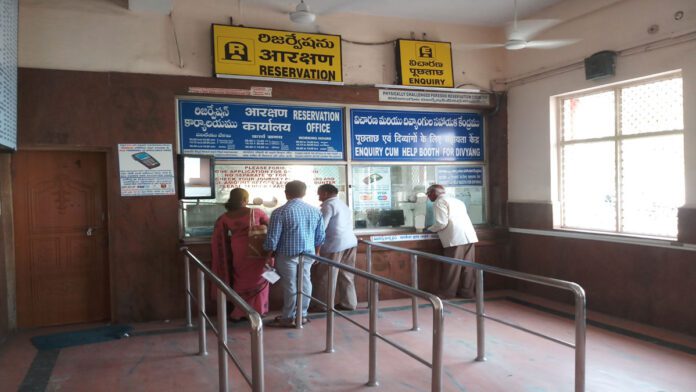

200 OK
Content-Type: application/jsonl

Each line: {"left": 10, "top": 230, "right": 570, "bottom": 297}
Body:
{"left": 506, "top": 19, "right": 561, "bottom": 41}
{"left": 452, "top": 43, "right": 506, "bottom": 50}
{"left": 525, "top": 39, "right": 580, "bottom": 49}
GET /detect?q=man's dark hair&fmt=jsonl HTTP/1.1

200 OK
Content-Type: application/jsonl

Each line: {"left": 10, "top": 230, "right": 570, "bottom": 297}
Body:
{"left": 285, "top": 180, "right": 307, "bottom": 198}
{"left": 317, "top": 184, "right": 338, "bottom": 195}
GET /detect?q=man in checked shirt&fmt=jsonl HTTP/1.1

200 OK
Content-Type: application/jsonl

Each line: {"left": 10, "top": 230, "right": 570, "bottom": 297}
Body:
{"left": 264, "top": 180, "right": 325, "bottom": 327}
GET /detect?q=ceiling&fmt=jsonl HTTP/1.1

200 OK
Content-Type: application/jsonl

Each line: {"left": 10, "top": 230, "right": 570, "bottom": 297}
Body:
{"left": 250, "top": 0, "right": 568, "bottom": 26}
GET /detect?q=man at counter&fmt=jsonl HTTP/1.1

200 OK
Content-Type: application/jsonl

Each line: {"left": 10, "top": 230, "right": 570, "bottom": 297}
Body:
{"left": 312, "top": 184, "right": 358, "bottom": 311}
{"left": 264, "top": 180, "right": 325, "bottom": 327}
{"left": 426, "top": 184, "right": 478, "bottom": 299}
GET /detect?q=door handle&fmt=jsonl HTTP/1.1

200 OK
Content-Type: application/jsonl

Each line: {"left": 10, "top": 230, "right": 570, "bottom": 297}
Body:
{"left": 86, "top": 227, "right": 94, "bottom": 236}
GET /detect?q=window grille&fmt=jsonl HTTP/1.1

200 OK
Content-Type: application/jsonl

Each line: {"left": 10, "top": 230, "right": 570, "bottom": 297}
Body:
{"left": 558, "top": 73, "right": 684, "bottom": 238}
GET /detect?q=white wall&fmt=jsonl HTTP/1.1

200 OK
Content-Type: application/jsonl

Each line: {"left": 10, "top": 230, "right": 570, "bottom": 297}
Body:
{"left": 505, "top": 0, "right": 696, "bottom": 207}
{"left": 18, "top": 0, "right": 504, "bottom": 89}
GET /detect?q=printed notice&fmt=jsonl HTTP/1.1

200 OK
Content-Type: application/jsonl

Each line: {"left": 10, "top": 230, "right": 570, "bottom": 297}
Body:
{"left": 118, "top": 144, "right": 175, "bottom": 196}
{"left": 352, "top": 166, "right": 391, "bottom": 210}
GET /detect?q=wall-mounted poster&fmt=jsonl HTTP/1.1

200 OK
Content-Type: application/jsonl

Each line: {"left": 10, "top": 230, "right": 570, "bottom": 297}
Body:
{"left": 212, "top": 25, "right": 342, "bottom": 84}
{"left": 395, "top": 39, "right": 454, "bottom": 88}
{"left": 350, "top": 108, "right": 483, "bottom": 162}
{"left": 178, "top": 99, "right": 344, "bottom": 160}
{"left": 352, "top": 166, "right": 391, "bottom": 210}
{"left": 118, "top": 144, "right": 176, "bottom": 196}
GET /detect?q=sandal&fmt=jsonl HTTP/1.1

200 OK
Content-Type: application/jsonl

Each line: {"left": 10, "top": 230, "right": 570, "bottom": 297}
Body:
{"left": 265, "top": 316, "right": 310, "bottom": 327}
{"left": 266, "top": 315, "right": 295, "bottom": 328}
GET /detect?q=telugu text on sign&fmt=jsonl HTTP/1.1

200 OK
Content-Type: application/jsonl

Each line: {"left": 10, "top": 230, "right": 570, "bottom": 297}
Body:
{"left": 178, "top": 100, "right": 344, "bottom": 160}
{"left": 396, "top": 39, "right": 454, "bottom": 88}
{"left": 212, "top": 25, "right": 343, "bottom": 83}
{"left": 350, "top": 108, "right": 484, "bottom": 162}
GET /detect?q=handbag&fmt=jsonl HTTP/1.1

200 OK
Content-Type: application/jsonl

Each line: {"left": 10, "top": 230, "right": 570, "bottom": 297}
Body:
{"left": 247, "top": 208, "right": 268, "bottom": 259}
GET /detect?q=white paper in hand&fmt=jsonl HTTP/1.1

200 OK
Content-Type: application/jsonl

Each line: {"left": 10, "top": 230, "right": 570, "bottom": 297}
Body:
{"left": 262, "top": 268, "right": 281, "bottom": 284}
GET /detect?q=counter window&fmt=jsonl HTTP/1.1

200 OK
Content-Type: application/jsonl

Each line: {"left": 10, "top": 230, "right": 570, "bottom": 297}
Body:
{"left": 351, "top": 165, "right": 485, "bottom": 231}
{"left": 182, "top": 163, "right": 347, "bottom": 238}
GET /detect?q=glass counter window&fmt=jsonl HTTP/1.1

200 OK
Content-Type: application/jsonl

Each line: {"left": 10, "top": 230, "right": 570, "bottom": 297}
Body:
{"left": 351, "top": 165, "right": 485, "bottom": 231}
{"left": 181, "top": 164, "right": 347, "bottom": 238}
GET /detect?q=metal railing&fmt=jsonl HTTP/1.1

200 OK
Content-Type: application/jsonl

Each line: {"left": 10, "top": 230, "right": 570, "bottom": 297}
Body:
{"left": 296, "top": 253, "right": 445, "bottom": 392}
{"left": 360, "top": 239, "right": 587, "bottom": 392}
{"left": 181, "top": 247, "right": 265, "bottom": 392}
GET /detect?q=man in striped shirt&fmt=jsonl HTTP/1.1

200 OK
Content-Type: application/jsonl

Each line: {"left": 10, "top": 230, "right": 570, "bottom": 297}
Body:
{"left": 264, "top": 180, "right": 325, "bottom": 326}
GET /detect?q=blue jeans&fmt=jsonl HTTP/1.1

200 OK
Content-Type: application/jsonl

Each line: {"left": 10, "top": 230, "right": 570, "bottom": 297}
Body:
{"left": 275, "top": 254, "right": 313, "bottom": 319}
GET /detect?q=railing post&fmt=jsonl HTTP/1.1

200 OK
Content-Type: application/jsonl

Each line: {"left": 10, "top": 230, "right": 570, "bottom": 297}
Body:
{"left": 367, "top": 280, "right": 379, "bottom": 387}
{"left": 366, "top": 244, "right": 372, "bottom": 303}
{"left": 574, "top": 289, "right": 587, "bottom": 392}
{"left": 217, "top": 290, "right": 229, "bottom": 392}
{"left": 431, "top": 296, "right": 444, "bottom": 392}
{"left": 326, "top": 264, "right": 336, "bottom": 353}
{"left": 184, "top": 253, "right": 193, "bottom": 328}
{"left": 295, "top": 255, "right": 304, "bottom": 329}
{"left": 410, "top": 254, "right": 420, "bottom": 331}
{"left": 198, "top": 269, "right": 208, "bottom": 356}
{"left": 475, "top": 268, "right": 485, "bottom": 362}
{"left": 250, "top": 316, "right": 265, "bottom": 392}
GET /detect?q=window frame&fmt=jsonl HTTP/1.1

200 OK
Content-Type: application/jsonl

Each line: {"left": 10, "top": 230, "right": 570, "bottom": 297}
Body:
{"left": 556, "top": 71, "right": 684, "bottom": 238}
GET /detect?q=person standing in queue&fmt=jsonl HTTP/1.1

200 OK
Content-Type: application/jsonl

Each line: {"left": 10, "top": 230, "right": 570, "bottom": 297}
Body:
{"left": 426, "top": 184, "right": 478, "bottom": 299}
{"left": 263, "top": 180, "right": 325, "bottom": 327}
{"left": 312, "top": 184, "right": 358, "bottom": 312}
{"left": 210, "top": 188, "right": 271, "bottom": 320}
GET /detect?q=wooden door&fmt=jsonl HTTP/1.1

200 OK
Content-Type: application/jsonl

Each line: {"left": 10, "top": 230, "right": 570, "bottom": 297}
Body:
{"left": 13, "top": 151, "right": 109, "bottom": 327}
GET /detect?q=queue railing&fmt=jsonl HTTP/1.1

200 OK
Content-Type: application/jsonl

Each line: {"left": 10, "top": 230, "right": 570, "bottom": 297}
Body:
{"left": 181, "top": 247, "right": 265, "bottom": 392}
{"left": 360, "top": 239, "right": 587, "bottom": 392}
{"left": 296, "top": 252, "right": 445, "bottom": 392}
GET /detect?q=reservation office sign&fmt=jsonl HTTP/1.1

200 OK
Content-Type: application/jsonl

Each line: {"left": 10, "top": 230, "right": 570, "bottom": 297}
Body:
{"left": 212, "top": 25, "right": 343, "bottom": 84}
{"left": 395, "top": 39, "right": 454, "bottom": 88}
{"left": 178, "top": 99, "right": 344, "bottom": 160}
{"left": 350, "top": 108, "right": 483, "bottom": 162}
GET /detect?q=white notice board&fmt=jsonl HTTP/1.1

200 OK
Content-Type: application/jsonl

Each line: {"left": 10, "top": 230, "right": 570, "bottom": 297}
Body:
{"left": 118, "top": 144, "right": 176, "bottom": 196}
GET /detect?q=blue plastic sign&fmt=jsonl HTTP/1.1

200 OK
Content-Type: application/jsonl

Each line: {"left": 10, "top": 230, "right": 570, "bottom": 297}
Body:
{"left": 436, "top": 166, "right": 483, "bottom": 186}
{"left": 350, "top": 108, "right": 483, "bottom": 162}
{"left": 179, "top": 100, "right": 344, "bottom": 160}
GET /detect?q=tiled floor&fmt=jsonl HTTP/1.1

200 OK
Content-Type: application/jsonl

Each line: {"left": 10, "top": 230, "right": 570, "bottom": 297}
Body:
{"left": 1, "top": 292, "right": 694, "bottom": 391}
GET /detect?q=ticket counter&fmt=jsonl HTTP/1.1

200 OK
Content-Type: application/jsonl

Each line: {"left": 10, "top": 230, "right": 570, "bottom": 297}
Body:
{"left": 177, "top": 96, "right": 508, "bottom": 307}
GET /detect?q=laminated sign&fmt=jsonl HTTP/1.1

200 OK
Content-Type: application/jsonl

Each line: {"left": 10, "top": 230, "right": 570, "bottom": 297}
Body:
{"left": 395, "top": 39, "right": 454, "bottom": 88}
{"left": 212, "top": 25, "right": 343, "bottom": 83}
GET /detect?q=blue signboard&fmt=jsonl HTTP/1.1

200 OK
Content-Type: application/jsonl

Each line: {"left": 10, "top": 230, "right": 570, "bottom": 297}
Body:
{"left": 436, "top": 166, "right": 483, "bottom": 186}
{"left": 350, "top": 108, "right": 483, "bottom": 162}
{"left": 178, "top": 100, "right": 344, "bottom": 160}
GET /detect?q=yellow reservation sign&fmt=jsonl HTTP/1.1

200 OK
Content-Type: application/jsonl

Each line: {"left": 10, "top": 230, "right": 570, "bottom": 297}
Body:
{"left": 212, "top": 25, "right": 343, "bottom": 83}
{"left": 396, "top": 39, "right": 454, "bottom": 88}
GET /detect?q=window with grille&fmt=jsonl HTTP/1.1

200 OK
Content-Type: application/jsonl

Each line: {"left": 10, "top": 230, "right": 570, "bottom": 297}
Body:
{"left": 557, "top": 72, "right": 684, "bottom": 238}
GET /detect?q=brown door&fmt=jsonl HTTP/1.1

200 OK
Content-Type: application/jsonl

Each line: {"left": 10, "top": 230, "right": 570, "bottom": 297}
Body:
{"left": 13, "top": 151, "right": 109, "bottom": 327}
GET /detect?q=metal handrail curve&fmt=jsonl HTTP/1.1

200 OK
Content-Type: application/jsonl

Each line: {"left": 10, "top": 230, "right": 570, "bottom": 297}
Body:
{"left": 359, "top": 239, "right": 586, "bottom": 392}
{"left": 181, "top": 247, "right": 265, "bottom": 392}
{"left": 297, "top": 252, "right": 445, "bottom": 392}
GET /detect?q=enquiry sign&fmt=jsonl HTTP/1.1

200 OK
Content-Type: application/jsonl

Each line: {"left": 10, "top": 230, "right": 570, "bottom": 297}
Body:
{"left": 350, "top": 108, "right": 483, "bottom": 162}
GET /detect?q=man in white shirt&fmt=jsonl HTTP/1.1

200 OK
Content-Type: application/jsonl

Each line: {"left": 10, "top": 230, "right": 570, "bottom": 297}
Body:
{"left": 426, "top": 184, "right": 478, "bottom": 299}
{"left": 312, "top": 184, "right": 358, "bottom": 311}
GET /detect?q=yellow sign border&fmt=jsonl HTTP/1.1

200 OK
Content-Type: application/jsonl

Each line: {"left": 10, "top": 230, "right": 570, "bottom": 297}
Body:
{"left": 210, "top": 23, "right": 343, "bottom": 85}
{"left": 395, "top": 39, "right": 454, "bottom": 88}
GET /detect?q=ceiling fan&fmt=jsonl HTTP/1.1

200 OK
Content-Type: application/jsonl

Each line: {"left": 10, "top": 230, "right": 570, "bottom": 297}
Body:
{"left": 289, "top": 0, "right": 316, "bottom": 24}
{"left": 457, "top": 0, "right": 579, "bottom": 50}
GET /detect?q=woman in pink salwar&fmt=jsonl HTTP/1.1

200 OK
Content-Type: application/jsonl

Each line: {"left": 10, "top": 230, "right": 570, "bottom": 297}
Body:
{"left": 211, "top": 188, "right": 270, "bottom": 320}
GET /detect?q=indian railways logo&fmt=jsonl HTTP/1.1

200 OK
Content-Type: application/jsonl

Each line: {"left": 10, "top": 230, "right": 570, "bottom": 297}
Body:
{"left": 417, "top": 44, "right": 434, "bottom": 58}
{"left": 219, "top": 38, "right": 254, "bottom": 63}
